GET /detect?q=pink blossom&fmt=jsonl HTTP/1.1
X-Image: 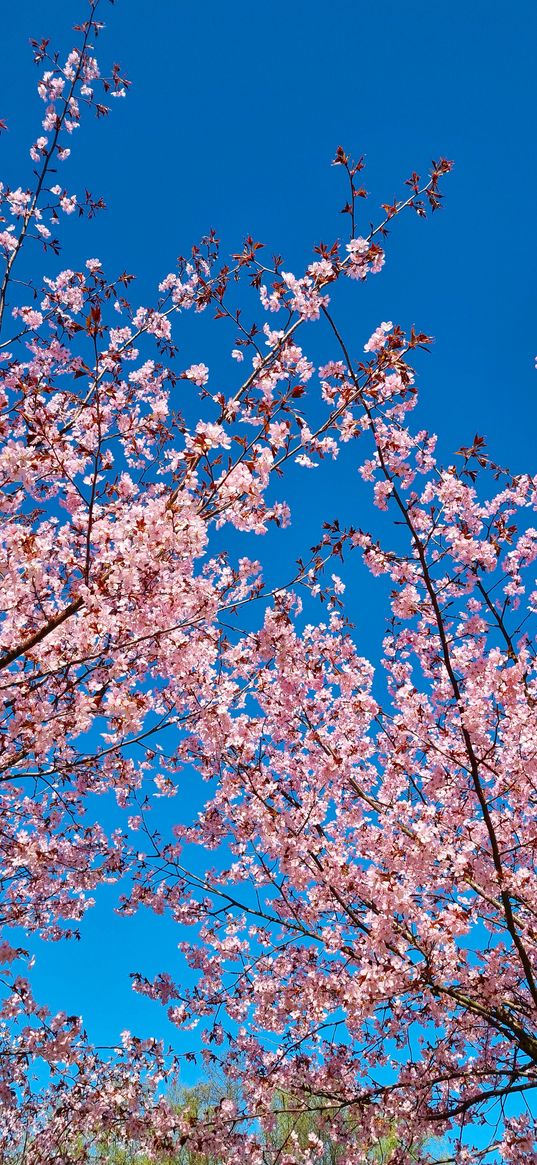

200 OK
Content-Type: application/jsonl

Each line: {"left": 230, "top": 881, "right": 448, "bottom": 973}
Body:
{"left": 12, "top": 306, "right": 44, "bottom": 330}
{"left": 59, "top": 194, "right": 77, "bottom": 215}
{"left": 364, "top": 320, "right": 393, "bottom": 352}
{"left": 183, "top": 362, "right": 209, "bottom": 386}
{"left": 331, "top": 573, "right": 346, "bottom": 594}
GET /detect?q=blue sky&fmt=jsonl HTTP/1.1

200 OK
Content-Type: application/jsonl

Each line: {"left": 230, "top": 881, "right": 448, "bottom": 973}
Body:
{"left": 2, "top": 0, "right": 537, "bottom": 1091}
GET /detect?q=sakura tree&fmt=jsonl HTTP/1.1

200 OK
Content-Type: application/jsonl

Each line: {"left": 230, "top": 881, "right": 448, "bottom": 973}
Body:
{"left": 1, "top": 3, "right": 536, "bottom": 1162}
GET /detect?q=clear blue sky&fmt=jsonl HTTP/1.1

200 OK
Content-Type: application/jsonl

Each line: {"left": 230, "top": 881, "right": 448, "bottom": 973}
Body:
{"left": 2, "top": 0, "right": 537, "bottom": 1081}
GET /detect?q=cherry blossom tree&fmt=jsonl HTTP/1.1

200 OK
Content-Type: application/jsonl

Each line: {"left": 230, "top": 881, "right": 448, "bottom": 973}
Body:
{"left": 92, "top": 1078, "right": 438, "bottom": 1163}
{"left": 1, "top": 2, "right": 536, "bottom": 1163}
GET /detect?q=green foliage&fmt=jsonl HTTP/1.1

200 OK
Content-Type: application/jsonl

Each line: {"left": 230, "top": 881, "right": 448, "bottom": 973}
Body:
{"left": 90, "top": 1079, "right": 450, "bottom": 1164}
